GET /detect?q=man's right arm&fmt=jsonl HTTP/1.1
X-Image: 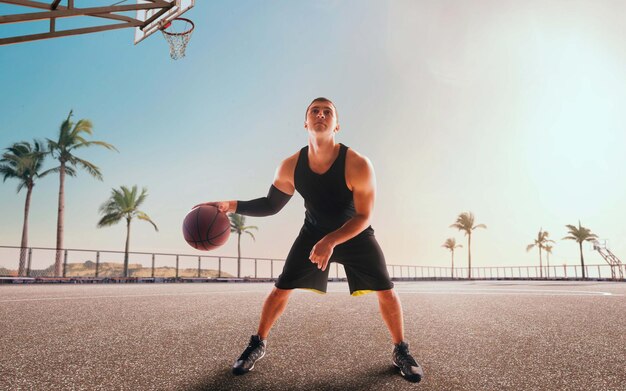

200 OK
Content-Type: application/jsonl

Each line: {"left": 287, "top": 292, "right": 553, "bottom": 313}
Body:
{"left": 194, "top": 151, "right": 298, "bottom": 216}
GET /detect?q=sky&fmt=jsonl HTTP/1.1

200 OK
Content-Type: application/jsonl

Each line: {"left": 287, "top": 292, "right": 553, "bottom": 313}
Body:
{"left": 1, "top": 0, "right": 626, "bottom": 272}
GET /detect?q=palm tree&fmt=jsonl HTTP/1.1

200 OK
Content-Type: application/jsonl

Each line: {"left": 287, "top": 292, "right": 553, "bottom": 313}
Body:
{"left": 562, "top": 221, "right": 598, "bottom": 279}
{"left": 442, "top": 238, "right": 462, "bottom": 278}
{"left": 450, "top": 212, "right": 486, "bottom": 279}
{"left": 228, "top": 213, "right": 258, "bottom": 278}
{"left": 47, "top": 111, "right": 117, "bottom": 276}
{"left": 97, "top": 186, "right": 158, "bottom": 277}
{"left": 0, "top": 140, "right": 49, "bottom": 276}
{"left": 544, "top": 244, "right": 553, "bottom": 278}
{"left": 525, "top": 228, "right": 555, "bottom": 278}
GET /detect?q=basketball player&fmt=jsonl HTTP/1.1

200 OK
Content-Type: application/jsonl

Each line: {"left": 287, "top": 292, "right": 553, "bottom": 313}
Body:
{"left": 196, "top": 98, "right": 423, "bottom": 383}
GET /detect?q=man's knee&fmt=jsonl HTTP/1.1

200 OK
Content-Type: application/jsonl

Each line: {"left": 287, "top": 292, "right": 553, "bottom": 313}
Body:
{"left": 376, "top": 288, "right": 397, "bottom": 302}
{"left": 267, "top": 286, "right": 292, "bottom": 301}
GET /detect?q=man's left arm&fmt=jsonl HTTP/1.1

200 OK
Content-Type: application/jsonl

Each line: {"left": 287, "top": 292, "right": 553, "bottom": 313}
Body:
{"left": 309, "top": 155, "right": 376, "bottom": 271}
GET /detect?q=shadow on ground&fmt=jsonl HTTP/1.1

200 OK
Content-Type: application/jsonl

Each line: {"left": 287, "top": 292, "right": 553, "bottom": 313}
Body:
{"left": 186, "top": 364, "right": 402, "bottom": 391}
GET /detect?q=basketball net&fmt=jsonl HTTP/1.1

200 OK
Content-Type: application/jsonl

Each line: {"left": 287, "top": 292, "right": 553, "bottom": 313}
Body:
{"left": 160, "top": 18, "right": 194, "bottom": 60}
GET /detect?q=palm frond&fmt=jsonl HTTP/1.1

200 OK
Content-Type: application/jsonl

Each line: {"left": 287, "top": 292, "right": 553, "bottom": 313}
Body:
{"left": 0, "top": 165, "right": 17, "bottom": 182}
{"left": 563, "top": 221, "right": 597, "bottom": 243}
{"left": 64, "top": 166, "right": 78, "bottom": 177}
{"left": 228, "top": 213, "right": 257, "bottom": 239}
{"left": 97, "top": 213, "right": 124, "bottom": 227}
{"left": 564, "top": 224, "right": 578, "bottom": 232}
{"left": 98, "top": 185, "right": 157, "bottom": 235}
{"left": 135, "top": 189, "right": 148, "bottom": 208}
{"left": 136, "top": 211, "right": 159, "bottom": 231}
{"left": 70, "top": 119, "right": 94, "bottom": 138}
{"left": 451, "top": 212, "right": 485, "bottom": 234}
{"left": 71, "top": 140, "right": 118, "bottom": 152}
{"left": 71, "top": 157, "right": 103, "bottom": 180}
{"left": 0, "top": 140, "right": 49, "bottom": 190}
{"left": 442, "top": 238, "right": 462, "bottom": 250}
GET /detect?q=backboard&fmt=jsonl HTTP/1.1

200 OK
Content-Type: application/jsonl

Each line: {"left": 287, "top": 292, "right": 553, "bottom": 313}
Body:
{"left": 134, "top": 0, "right": 194, "bottom": 45}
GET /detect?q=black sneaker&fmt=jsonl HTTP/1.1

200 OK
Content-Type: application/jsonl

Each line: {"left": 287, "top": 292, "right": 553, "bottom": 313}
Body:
{"left": 392, "top": 341, "right": 424, "bottom": 383}
{"left": 232, "top": 335, "right": 266, "bottom": 375}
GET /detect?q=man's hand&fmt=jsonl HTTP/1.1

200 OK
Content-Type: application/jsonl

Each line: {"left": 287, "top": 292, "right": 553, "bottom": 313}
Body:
{"left": 192, "top": 201, "right": 233, "bottom": 213}
{"left": 309, "top": 236, "right": 336, "bottom": 271}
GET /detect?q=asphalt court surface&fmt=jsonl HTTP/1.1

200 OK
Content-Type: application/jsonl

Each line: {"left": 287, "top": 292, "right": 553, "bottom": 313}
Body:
{"left": 1, "top": 281, "right": 624, "bottom": 390}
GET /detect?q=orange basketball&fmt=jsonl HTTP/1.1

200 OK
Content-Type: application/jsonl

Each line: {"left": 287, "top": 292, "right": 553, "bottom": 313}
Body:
{"left": 183, "top": 205, "right": 231, "bottom": 250}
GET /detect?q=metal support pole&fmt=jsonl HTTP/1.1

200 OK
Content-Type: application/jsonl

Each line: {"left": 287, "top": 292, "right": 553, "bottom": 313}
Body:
{"left": 151, "top": 254, "right": 155, "bottom": 278}
{"left": 26, "top": 248, "right": 32, "bottom": 277}
{"left": 198, "top": 256, "right": 201, "bottom": 278}
{"left": 96, "top": 251, "right": 100, "bottom": 278}
{"left": 597, "top": 265, "right": 601, "bottom": 279}
{"left": 175, "top": 255, "right": 179, "bottom": 279}
{"left": 218, "top": 257, "right": 221, "bottom": 278}
{"left": 63, "top": 249, "right": 68, "bottom": 278}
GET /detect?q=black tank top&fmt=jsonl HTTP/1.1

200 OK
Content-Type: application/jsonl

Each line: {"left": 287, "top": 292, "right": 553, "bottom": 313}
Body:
{"left": 294, "top": 143, "right": 374, "bottom": 236}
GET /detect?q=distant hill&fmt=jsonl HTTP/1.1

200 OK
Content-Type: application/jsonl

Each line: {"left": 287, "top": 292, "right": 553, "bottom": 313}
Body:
{"left": 0, "top": 261, "right": 233, "bottom": 278}
{"left": 0, "top": 267, "right": 17, "bottom": 277}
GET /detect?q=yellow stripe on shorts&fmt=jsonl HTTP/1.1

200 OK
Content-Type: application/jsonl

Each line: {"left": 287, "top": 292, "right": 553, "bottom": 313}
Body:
{"left": 351, "top": 290, "right": 375, "bottom": 297}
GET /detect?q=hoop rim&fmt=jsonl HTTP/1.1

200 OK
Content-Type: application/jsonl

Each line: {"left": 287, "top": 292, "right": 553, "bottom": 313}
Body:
{"left": 161, "top": 17, "right": 195, "bottom": 37}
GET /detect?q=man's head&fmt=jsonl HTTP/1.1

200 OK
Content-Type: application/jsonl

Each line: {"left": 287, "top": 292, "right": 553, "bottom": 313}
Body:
{"left": 304, "top": 97, "right": 340, "bottom": 134}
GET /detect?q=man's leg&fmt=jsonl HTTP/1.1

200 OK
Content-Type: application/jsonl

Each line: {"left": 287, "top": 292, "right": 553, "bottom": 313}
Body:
{"left": 376, "top": 289, "right": 423, "bottom": 383}
{"left": 257, "top": 287, "right": 292, "bottom": 339}
{"left": 232, "top": 287, "right": 292, "bottom": 375}
{"left": 376, "top": 289, "right": 404, "bottom": 344}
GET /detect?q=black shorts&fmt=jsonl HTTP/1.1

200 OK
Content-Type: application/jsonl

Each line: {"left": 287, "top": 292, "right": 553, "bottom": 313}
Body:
{"left": 275, "top": 227, "right": 394, "bottom": 296}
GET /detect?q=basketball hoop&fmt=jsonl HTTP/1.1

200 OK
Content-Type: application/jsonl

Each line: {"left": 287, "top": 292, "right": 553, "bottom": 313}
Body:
{"left": 160, "top": 18, "right": 194, "bottom": 60}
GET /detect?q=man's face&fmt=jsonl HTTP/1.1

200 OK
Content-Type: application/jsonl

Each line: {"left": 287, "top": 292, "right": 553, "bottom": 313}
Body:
{"left": 304, "top": 102, "right": 339, "bottom": 133}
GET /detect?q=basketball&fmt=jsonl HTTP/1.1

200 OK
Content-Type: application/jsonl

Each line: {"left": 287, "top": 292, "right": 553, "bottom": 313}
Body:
{"left": 183, "top": 205, "right": 231, "bottom": 250}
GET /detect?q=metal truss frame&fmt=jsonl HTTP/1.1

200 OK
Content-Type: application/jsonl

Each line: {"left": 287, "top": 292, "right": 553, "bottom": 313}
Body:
{"left": 0, "top": 0, "right": 175, "bottom": 45}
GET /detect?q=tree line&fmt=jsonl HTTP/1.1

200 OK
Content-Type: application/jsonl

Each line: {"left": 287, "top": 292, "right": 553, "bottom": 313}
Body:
{"left": 1, "top": 111, "right": 258, "bottom": 278}
{"left": 1, "top": 111, "right": 158, "bottom": 277}
{"left": 443, "top": 212, "right": 599, "bottom": 279}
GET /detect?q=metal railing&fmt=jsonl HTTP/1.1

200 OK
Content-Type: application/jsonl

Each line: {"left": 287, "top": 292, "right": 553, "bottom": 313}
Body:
{"left": 0, "top": 245, "right": 624, "bottom": 281}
